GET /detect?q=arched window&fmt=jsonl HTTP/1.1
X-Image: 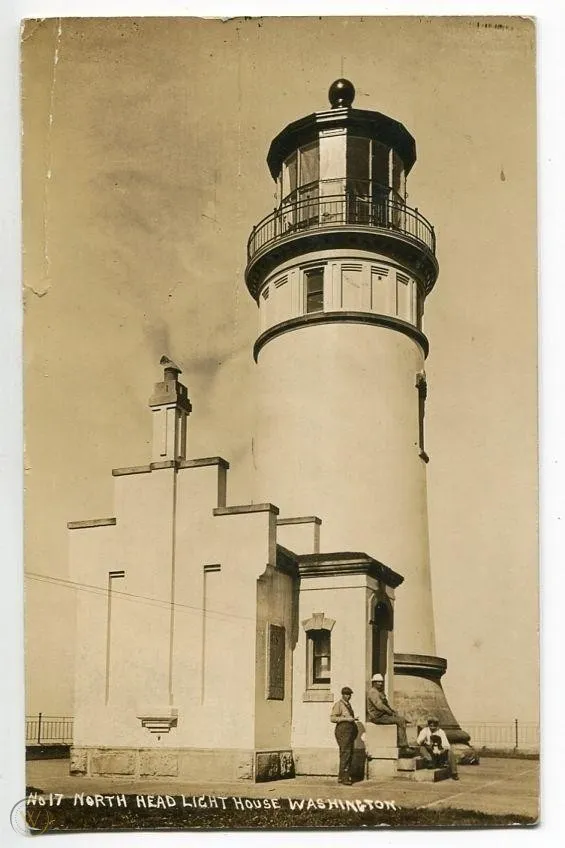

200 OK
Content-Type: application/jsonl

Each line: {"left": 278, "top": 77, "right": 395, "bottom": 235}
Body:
{"left": 370, "top": 596, "right": 393, "bottom": 679}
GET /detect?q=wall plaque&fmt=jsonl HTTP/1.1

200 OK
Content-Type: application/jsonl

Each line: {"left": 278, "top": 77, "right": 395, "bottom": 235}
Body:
{"left": 266, "top": 623, "right": 285, "bottom": 700}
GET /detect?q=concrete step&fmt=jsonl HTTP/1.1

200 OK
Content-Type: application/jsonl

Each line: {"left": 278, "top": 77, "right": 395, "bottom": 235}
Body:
{"left": 396, "top": 765, "right": 452, "bottom": 782}
{"left": 397, "top": 756, "right": 427, "bottom": 772}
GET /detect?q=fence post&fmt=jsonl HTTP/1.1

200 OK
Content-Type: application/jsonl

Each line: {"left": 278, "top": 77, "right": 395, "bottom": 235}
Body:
{"left": 37, "top": 712, "right": 42, "bottom": 746}
{"left": 514, "top": 717, "right": 519, "bottom": 750}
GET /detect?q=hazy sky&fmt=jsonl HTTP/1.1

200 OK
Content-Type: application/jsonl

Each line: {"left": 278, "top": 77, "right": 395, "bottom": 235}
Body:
{"left": 22, "top": 16, "right": 537, "bottom": 724}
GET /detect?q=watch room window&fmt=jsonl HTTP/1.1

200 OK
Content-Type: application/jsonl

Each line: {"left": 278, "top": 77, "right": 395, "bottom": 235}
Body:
{"left": 304, "top": 268, "right": 324, "bottom": 314}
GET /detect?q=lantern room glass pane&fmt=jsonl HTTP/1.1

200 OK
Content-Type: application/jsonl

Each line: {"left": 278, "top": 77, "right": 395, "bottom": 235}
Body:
{"left": 283, "top": 152, "right": 297, "bottom": 198}
{"left": 371, "top": 140, "right": 390, "bottom": 192}
{"left": 346, "top": 136, "right": 371, "bottom": 222}
{"left": 391, "top": 149, "right": 405, "bottom": 203}
{"left": 297, "top": 181, "right": 319, "bottom": 226}
{"left": 347, "top": 136, "right": 370, "bottom": 194}
{"left": 299, "top": 141, "right": 319, "bottom": 186}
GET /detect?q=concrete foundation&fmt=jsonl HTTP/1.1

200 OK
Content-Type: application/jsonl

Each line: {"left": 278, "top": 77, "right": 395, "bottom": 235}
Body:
{"left": 394, "top": 653, "right": 478, "bottom": 762}
{"left": 293, "top": 747, "right": 367, "bottom": 781}
{"left": 71, "top": 747, "right": 253, "bottom": 781}
{"left": 70, "top": 747, "right": 298, "bottom": 783}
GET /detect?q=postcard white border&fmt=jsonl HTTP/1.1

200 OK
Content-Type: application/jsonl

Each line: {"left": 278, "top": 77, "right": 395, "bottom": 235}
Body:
{"left": 1, "top": 2, "right": 563, "bottom": 846}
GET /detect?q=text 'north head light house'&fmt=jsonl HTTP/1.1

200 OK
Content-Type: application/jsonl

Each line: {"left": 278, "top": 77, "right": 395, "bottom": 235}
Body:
{"left": 68, "top": 79, "right": 473, "bottom": 784}
{"left": 246, "top": 79, "right": 468, "bottom": 745}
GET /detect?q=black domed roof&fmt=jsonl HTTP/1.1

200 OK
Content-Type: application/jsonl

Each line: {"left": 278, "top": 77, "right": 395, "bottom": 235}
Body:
{"left": 266, "top": 109, "right": 416, "bottom": 181}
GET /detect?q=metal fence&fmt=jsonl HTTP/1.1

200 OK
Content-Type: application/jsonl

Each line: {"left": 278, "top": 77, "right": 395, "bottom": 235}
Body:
{"left": 459, "top": 720, "right": 540, "bottom": 751}
{"left": 25, "top": 714, "right": 539, "bottom": 751}
{"left": 26, "top": 714, "right": 74, "bottom": 745}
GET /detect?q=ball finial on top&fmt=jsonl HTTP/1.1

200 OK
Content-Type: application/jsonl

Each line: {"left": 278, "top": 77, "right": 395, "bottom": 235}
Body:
{"left": 328, "top": 78, "right": 355, "bottom": 109}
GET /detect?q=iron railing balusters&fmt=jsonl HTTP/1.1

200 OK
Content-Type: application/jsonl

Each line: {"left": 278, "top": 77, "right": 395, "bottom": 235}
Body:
{"left": 247, "top": 190, "right": 435, "bottom": 261}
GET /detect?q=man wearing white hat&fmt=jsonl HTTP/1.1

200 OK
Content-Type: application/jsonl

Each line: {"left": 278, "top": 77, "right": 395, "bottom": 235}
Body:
{"left": 366, "top": 673, "right": 413, "bottom": 754}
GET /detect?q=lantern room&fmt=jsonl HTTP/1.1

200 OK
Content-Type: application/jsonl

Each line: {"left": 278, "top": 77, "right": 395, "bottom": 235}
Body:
{"left": 245, "top": 79, "right": 438, "bottom": 310}
{"left": 272, "top": 80, "right": 410, "bottom": 213}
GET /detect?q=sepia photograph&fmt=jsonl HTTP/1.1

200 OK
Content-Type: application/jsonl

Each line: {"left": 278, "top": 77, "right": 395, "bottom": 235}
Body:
{"left": 18, "top": 13, "right": 539, "bottom": 833}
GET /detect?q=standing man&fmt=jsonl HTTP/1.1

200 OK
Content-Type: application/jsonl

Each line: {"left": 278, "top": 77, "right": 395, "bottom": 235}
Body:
{"left": 417, "top": 717, "right": 459, "bottom": 779}
{"left": 330, "top": 686, "right": 358, "bottom": 785}
{"left": 366, "top": 673, "right": 415, "bottom": 755}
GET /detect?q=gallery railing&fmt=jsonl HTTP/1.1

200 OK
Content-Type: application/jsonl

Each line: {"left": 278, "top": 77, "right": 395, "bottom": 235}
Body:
{"left": 248, "top": 192, "right": 436, "bottom": 261}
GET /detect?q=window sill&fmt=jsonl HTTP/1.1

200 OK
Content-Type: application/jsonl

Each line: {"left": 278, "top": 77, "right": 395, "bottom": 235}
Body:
{"left": 302, "top": 689, "right": 334, "bottom": 703}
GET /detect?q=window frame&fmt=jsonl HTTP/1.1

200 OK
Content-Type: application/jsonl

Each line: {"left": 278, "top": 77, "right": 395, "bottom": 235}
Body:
{"left": 308, "top": 629, "right": 332, "bottom": 687}
{"left": 416, "top": 371, "right": 429, "bottom": 463}
{"left": 303, "top": 267, "right": 325, "bottom": 315}
{"left": 301, "top": 614, "right": 335, "bottom": 701}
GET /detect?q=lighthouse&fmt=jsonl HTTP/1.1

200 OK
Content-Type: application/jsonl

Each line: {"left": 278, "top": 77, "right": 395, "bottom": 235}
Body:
{"left": 68, "top": 78, "right": 474, "bottom": 783}
{"left": 246, "top": 79, "right": 470, "bottom": 748}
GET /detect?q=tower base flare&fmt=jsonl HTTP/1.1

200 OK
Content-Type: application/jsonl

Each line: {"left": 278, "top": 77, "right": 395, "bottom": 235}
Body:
{"left": 394, "top": 653, "right": 479, "bottom": 764}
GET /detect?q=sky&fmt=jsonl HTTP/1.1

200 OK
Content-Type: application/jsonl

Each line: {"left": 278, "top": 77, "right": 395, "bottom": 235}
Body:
{"left": 21, "top": 15, "right": 538, "bottom": 728}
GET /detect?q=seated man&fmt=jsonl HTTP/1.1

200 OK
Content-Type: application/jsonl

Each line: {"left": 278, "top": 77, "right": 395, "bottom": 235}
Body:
{"left": 417, "top": 717, "right": 459, "bottom": 780}
{"left": 366, "top": 673, "right": 415, "bottom": 756}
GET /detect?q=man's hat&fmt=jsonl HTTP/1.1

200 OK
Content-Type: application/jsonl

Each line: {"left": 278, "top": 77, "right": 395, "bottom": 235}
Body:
{"left": 341, "top": 686, "right": 353, "bottom": 695}
{"left": 371, "top": 673, "right": 384, "bottom": 682}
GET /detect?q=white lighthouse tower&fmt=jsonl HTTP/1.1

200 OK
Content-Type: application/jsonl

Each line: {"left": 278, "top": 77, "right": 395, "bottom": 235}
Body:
{"left": 246, "top": 79, "right": 470, "bottom": 748}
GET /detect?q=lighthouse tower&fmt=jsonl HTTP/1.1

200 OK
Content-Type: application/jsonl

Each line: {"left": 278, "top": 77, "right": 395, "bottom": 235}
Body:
{"left": 246, "top": 79, "right": 470, "bottom": 746}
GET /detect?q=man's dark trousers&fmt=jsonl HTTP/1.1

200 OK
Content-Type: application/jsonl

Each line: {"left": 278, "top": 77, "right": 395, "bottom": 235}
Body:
{"left": 335, "top": 723, "right": 357, "bottom": 781}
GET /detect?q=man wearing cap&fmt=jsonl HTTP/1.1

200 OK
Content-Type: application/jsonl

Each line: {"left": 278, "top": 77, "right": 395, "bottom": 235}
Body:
{"left": 417, "top": 717, "right": 459, "bottom": 779}
{"left": 330, "top": 687, "right": 358, "bottom": 785}
{"left": 366, "top": 673, "right": 413, "bottom": 754}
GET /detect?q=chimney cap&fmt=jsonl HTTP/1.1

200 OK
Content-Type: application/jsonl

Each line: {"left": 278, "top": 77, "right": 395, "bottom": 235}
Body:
{"left": 160, "top": 355, "right": 182, "bottom": 379}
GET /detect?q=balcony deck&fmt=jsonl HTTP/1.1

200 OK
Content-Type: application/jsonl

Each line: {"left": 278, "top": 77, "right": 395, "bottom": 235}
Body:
{"left": 245, "top": 193, "right": 438, "bottom": 297}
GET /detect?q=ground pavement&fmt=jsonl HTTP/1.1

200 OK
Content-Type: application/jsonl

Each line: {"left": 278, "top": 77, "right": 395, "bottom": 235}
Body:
{"left": 24, "top": 756, "right": 539, "bottom": 820}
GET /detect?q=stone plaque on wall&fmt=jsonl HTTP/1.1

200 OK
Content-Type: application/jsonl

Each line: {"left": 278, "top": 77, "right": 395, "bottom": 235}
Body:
{"left": 266, "top": 623, "right": 285, "bottom": 700}
{"left": 255, "top": 749, "right": 295, "bottom": 782}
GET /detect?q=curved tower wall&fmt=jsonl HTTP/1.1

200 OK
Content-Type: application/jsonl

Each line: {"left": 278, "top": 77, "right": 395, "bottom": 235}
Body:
{"left": 257, "top": 249, "right": 422, "bottom": 334}
{"left": 254, "top": 319, "right": 436, "bottom": 656}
